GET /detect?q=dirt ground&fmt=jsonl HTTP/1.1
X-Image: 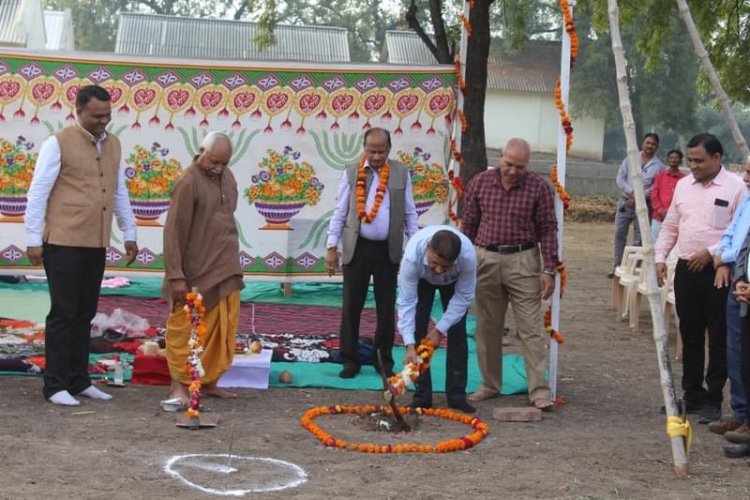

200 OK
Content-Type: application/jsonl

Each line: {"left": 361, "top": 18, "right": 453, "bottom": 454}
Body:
{"left": 1, "top": 222, "right": 750, "bottom": 500}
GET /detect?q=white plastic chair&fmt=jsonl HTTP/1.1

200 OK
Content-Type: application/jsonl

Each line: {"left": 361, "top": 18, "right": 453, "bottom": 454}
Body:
{"left": 610, "top": 246, "right": 643, "bottom": 315}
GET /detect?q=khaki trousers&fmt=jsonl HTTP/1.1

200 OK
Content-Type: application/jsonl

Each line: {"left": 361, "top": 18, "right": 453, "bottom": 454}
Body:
{"left": 473, "top": 246, "right": 550, "bottom": 401}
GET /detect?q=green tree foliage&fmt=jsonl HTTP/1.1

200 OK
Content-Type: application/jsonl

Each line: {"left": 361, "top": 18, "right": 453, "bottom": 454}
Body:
{"left": 244, "top": 0, "right": 398, "bottom": 61}
{"left": 572, "top": 1, "right": 703, "bottom": 160}
{"left": 579, "top": 0, "right": 750, "bottom": 104}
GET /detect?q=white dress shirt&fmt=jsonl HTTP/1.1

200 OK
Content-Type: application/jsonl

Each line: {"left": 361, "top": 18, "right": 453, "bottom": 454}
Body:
{"left": 25, "top": 124, "right": 137, "bottom": 247}
{"left": 326, "top": 160, "right": 418, "bottom": 248}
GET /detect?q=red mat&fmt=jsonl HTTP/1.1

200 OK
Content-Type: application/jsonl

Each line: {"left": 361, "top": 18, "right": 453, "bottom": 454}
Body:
{"left": 97, "top": 296, "right": 381, "bottom": 337}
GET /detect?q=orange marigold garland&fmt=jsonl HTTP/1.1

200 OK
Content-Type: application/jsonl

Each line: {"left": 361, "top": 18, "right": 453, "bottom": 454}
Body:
{"left": 457, "top": 109, "right": 467, "bottom": 133}
{"left": 550, "top": 164, "right": 571, "bottom": 215}
{"left": 459, "top": 14, "right": 472, "bottom": 36}
{"left": 447, "top": 169, "right": 463, "bottom": 224}
{"left": 543, "top": 307, "right": 565, "bottom": 345}
{"left": 560, "top": 0, "right": 579, "bottom": 67}
{"left": 454, "top": 60, "right": 466, "bottom": 95}
{"left": 557, "top": 261, "right": 568, "bottom": 294}
{"left": 387, "top": 339, "right": 436, "bottom": 396}
{"left": 184, "top": 290, "right": 207, "bottom": 419}
{"left": 356, "top": 155, "right": 389, "bottom": 223}
{"left": 554, "top": 79, "right": 574, "bottom": 153}
{"left": 300, "top": 404, "right": 489, "bottom": 453}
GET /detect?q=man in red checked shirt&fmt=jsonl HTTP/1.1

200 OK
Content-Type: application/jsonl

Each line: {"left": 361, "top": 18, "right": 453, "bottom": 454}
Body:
{"left": 650, "top": 149, "right": 686, "bottom": 241}
{"left": 462, "top": 138, "right": 559, "bottom": 411}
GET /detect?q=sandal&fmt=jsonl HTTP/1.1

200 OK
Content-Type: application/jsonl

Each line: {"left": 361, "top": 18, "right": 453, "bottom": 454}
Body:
{"left": 160, "top": 397, "right": 188, "bottom": 412}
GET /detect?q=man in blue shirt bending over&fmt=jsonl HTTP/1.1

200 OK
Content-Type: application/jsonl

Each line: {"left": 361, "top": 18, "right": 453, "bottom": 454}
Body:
{"left": 397, "top": 225, "right": 477, "bottom": 414}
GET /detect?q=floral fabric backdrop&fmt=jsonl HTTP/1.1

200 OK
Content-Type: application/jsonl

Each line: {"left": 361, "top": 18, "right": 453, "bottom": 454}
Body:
{"left": 0, "top": 51, "right": 457, "bottom": 280}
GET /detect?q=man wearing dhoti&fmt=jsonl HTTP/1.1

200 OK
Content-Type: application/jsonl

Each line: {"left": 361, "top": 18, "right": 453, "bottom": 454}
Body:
{"left": 162, "top": 131, "right": 244, "bottom": 403}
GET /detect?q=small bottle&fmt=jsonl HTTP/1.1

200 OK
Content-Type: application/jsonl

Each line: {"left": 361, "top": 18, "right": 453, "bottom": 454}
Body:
{"left": 114, "top": 357, "right": 124, "bottom": 385}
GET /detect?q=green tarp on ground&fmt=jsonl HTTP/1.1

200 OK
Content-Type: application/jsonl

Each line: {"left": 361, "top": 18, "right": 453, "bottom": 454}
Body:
{"left": 0, "top": 279, "right": 525, "bottom": 394}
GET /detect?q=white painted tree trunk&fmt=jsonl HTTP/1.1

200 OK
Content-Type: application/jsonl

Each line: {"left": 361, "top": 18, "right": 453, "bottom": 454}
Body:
{"left": 675, "top": 0, "right": 749, "bottom": 158}
{"left": 608, "top": 0, "right": 689, "bottom": 477}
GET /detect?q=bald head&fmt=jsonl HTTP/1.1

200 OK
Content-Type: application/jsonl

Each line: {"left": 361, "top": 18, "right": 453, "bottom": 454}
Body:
{"left": 499, "top": 137, "right": 531, "bottom": 188}
{"left": 504, "top": 138, "right": 531, "bottom": 159}
{"left": 363, "top": 127, "right": 391, "bottom": 169}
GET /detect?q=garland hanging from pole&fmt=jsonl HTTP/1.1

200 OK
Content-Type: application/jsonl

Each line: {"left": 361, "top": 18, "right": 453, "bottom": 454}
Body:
{"left": 446, "top": 0, "right": 475, "bottom": 225}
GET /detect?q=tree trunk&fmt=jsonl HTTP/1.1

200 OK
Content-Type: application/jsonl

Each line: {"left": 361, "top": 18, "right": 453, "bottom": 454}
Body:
{"left": 608, "top": 0, "right": 689, "bottom": 477}
{"left": 675, "top": 0, "right": 749, "bottom": 158}
{"left": 460, "top": 0, "right": 491, "bottom": 186}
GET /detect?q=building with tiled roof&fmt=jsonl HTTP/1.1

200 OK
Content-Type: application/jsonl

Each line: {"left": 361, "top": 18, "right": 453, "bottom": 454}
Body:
{"left": 383, "top": 31, "right": 604, "bottom": 160}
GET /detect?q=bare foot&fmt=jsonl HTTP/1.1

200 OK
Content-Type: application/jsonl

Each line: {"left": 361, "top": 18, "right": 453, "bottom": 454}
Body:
{"left": 167, "top": 380, "right": 189, "bottom": 405}
{"left": 533, "top": 398, "right": 555, "bottom": 411}
{"left": 468, "top": 388, "right": 500, "bottom": 402}
{"left": 202, "top": 385, "right": 237, "bottom": 399}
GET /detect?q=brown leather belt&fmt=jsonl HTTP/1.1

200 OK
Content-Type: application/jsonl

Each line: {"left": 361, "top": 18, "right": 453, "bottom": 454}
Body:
{"left": 483, "top": 242, "right": 536, "bottom": 254}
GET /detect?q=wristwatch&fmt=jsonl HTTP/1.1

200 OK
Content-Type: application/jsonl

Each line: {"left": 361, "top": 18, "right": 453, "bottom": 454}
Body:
{"left": 543, "top": 269, "right": 556, "bottom": 277}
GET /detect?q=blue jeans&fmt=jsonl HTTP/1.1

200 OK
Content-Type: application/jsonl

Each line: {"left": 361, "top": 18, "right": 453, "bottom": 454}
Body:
{"left": 651, "top": 220, "right": 661, "bottom": 243}
{"left": 726, "top": 290, "right": 746, "bottom": 420}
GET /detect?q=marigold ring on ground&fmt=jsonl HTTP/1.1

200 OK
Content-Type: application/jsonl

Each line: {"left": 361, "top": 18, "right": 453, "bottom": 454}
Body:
{"left": 300, "top": 404, "right": 490, "bottom": 453}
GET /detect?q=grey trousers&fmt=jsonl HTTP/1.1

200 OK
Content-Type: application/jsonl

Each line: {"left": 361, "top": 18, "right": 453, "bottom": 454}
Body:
{"left": 613, "top": 200, "right": 642, "bottom": 268}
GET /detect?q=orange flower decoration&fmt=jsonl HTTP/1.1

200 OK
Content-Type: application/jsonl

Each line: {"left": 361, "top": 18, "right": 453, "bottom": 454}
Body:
{"left": 457, "top": 109, "right": 468, "bottom": 133}
{"left": 550, "top": 164, "right": 571, "bottom": 215}
{"left": 454, "top": 59, "right": 466, "bottom": 95}
{"left": 554, "top": 79, "right": 574, "bottom": 153}
{"left": 300, "top": 404, "right": 490, "bottom": 453}
{"left": 560, "top": 0, "right": 579, "bottom": 67}
{"left": 386, "top": 339, "right": 437, "bottom": 396}
{"left": 447, "top": 169, "right": 463, "bottom": 224}
{"left": 356, "top": 155, "right": 390, "bottom": 223}
{"left": 460, "top": 14, "right": 472, "bottom": 36}
{"left": 183, "top": 290, "right": 206, "bottom": 419}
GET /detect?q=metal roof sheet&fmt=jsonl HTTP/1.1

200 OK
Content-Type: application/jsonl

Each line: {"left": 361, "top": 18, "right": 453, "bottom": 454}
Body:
{"left": 0, "top": 0, "right": 25, "bottom": 46}
{"left": 43, "top": 9, "right": 74, "bottom": 50}
{"left": 384, "top": 30, "right": 561, "bottom": 93}
{"left": 115, "top": 12, "right": 351, "bottom": 62}
{"left": 384, "top": 30, "right": 438, "bottom": 66}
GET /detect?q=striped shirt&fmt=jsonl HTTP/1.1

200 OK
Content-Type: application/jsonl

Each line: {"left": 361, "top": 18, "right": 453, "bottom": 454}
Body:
{"left": 462, "top": 168, "right": 558, "bottom": 271}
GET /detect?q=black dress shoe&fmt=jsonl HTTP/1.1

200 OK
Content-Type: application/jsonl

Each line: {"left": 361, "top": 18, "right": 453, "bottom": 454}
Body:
{"left": 339, "top": 364, "right": 360, "bottom": 379}
{"left": 660, "top": 400, "right": 702, "bottom": 415}
{"left": 448, "top": 400, "right": 477, "bottom": 414}
{"left": 722, "top": 442, "right": 750, "bottom": 458}
{"left": 698, "top": 405, "right": 722, "bottom": 424}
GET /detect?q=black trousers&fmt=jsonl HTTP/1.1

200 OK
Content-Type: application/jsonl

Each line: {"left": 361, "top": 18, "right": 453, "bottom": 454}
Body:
{"left": 340, "top": 238, "right": 397, "bottom": 371}
{"left": 674, "top": 259, "right": 728, "bottom": 407}
{"left": 412, "top": 279, "right": 468, "bottom": 405}
{"left": 42, "top": 244, "right": 106, "bottom": 399}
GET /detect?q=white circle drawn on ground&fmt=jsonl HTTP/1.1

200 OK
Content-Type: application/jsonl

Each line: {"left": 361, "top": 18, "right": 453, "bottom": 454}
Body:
{"left": 164, "top": 454, "right": 308, "bottom": 496}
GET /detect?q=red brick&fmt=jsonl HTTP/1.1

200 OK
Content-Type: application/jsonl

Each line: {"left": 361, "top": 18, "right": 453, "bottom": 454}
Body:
{"left": 491, "top": 406, "right": 543, "bottom": 422}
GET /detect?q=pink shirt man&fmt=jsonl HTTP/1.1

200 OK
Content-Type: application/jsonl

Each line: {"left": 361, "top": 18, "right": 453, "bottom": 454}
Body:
{"left": 655, "top": 167, "right": 746, "bottom": 263}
